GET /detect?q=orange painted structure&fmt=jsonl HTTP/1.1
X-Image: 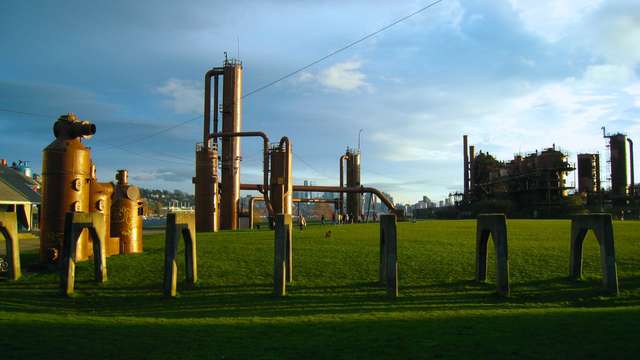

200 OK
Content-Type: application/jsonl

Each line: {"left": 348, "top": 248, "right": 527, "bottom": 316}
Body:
{"left": 220, "top": 60, "right": 243, "bottom": 230}
{"left": 111, "top": 170, "right": 143, "bottom": 254}
{"left": 40, "top": 113, "right": 95, "bottom": 263}
{"left": 89, "top": 165, "right": 116, "bottom": 256}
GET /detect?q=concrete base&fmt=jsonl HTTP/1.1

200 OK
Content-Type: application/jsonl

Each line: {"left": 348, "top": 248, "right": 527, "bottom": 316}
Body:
{"left": 163, "top": 213, "right": 197, "bottom": 298}
{"left": 0, "top": 211, "right": 21, "bottom": 280}
{"left": 476, "top": 214, "right": 510, "bottom": 296}
{"left": 379, "top": 214, "right": 398, "bottom": 298}
{"left": 274, "top": 214, "right": 293, "bottom": 297}
{"left": 60, "top": 212, "right": 107, "bottom": 296}
{"left": 570, "top": 214, "right": 619, "bottom": 295}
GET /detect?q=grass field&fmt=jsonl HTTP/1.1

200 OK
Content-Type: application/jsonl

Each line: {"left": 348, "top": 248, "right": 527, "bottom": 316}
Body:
{"left": 1, "top": 220, "right": 639, "bottom": 359}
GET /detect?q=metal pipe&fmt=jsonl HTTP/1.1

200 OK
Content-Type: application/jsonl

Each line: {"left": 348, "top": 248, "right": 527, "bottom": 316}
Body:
{"left": 203, "top": 68, "right": 223, "bottom": 148}
{"left": 240, "top": 183, "right": 400, "bottom": 218}
{"left": 211, "top": 131, "right": 273, "bottom": 219}
{"left": 339, "top": 154, "right": 348, "bottom": 216}
{"left": 629, "top": 138, "right": 635, "bottom": 195}
{"left": 463, "top": 135, "right": 469, "bottom": 196}
{"left": 213, "top": 75, "right": 219, "bottom": 141}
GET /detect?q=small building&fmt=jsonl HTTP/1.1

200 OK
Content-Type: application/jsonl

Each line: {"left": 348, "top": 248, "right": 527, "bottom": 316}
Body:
{"left": 0, "top": 162, "right": 41, "bottom": 230}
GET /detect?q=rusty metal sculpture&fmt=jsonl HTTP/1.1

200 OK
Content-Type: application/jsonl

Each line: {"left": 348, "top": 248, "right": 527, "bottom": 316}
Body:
{"left": 41, "top": 113, "right": 96, "bottom": 263}
{"left": 111, "top": 170, "right": 143, "bottom": 254}
{"left": 60, "top": 212, "right": 107, "bottom": 296}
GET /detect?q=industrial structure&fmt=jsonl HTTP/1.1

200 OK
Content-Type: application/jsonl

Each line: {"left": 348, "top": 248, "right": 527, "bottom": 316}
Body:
{"left": 461, "top": 135, "right": 575, "bottom": 216}
{"left": 40, "top": 114, "right": 143, "bottom": 263}
{"left": 459, "top": 128, "right": 638, "bottom": 218}
{"left": 193, "top": 57, "right": 401, "bottom": 231}
{"left": 111, "top": 169, "right": 144, "bottom": 254}
{"left": 463, "top": 136, "right": 573, "bottom": 205}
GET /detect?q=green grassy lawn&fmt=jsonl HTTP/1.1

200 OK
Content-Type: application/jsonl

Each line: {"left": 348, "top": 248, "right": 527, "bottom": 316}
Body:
{"left": 1, "top": 220, "right": 639, "bottom": 359}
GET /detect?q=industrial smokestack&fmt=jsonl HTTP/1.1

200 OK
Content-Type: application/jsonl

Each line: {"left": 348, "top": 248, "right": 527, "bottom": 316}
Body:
{"left": 463, "top": 135, "right": 469, "bottom": 196}
{"left": 469, "top": 145, "right": 475, "bottom": 196}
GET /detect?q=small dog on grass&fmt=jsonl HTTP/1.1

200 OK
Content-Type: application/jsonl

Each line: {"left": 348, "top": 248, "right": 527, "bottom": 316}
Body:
{"left": 324, "top": 230, "right": 332, "bottom": 239}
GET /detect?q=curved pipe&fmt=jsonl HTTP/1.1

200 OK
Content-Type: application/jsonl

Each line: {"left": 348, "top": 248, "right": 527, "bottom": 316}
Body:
{"left": 204, "top": 68, "right": 223, "bottom": 146}
{"left": 628, "top": 138, "right": 635, "bottom": 195}
{"left": 240, "top": 183, "right": 401, "bottom": 219}
{"left": 211, "top": 131, "right": 274, "bottom": 219}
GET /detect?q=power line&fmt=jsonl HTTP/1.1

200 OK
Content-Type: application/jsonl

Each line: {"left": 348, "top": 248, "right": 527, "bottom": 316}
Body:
{"left": 242, "top": 0, "right": 445, "bottom": 98}
{"left": 0, "top": 108, "right": 56, "bottom": 118}
{"left": 108, "top": 114, "right": 201, "bottom": 149}
{"left": 292, "top": 151, "right": 331, "bottom": 179}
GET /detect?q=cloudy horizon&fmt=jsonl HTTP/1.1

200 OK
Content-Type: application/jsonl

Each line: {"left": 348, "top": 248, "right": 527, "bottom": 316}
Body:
{"left": 1, "top": 0, "right": 639, "bottom": 204}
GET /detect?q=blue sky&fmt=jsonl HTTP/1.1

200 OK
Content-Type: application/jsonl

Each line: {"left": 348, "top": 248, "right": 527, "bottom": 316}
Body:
{"left": 1, "top": 0, "right": 639, "bottom": 204}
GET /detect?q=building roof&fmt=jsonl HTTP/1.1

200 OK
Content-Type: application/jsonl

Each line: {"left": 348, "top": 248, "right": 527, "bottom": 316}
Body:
{"left": 0, "top": 166, "right": 40, "bottom": 204}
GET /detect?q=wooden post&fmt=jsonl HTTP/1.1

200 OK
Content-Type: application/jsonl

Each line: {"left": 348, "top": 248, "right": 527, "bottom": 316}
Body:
{"left": 163, "top": 213, "right": 197, "bottom": 297}
{"left": 569, "top": 214, "right": 619, "bottom": 295}
{"left": 380, "top": 215, "right": 398, "bottom": 298}
{"left": 0, "top": 211, "right": 21, "bottom": 280}
{"left": 60, "top": 212, "right": 107, "bottom": 296}
{"left": 475, "top": 214, "right": 510, "bottom": 297}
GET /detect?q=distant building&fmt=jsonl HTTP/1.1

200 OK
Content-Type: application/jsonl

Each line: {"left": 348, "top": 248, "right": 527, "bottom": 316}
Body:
{"left": 0, "top": 160, "right": 41, "bottom": 230}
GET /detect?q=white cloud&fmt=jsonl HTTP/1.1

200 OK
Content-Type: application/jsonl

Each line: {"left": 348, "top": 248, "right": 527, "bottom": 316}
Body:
{"left": 156, "top": 79, "right": 201, "bottom": 114}
{"left": 319, "top": 60, "right": 371, "bottom": 91}
{"left": 508, "top": 0, "right": 604, "bottom": 42}
{"left": 294, "top": 60, "right": 372, "bottom": 92}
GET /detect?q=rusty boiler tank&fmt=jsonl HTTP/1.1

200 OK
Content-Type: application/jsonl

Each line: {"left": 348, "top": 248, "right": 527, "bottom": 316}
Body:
{"left": 111, "top": 169, "right": 143, "bottom": 254}
{"left": 40, "top": 113, "right": 95, "bottom": 263}
{"left": 89, "top": 165, "right": 117, "bottom": 256}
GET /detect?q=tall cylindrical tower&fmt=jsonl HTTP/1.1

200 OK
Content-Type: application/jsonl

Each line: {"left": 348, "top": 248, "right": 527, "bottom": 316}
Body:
{"left": 346, "top": 148, "right": 362, "bottom": 222}
{"left": 220, "top": 60, "right": 242, "bottom": 230}
{"left": 40, "top": 113, "right": 95, "bottom": 263}
{"left": 577, "top": 153, "right": 600, "bottom": 194}
{"left": 194, "top": 142, "right": 219, "bottom": 231}
{"left": 609, "top": 134, "right": 628, "bottom": 196}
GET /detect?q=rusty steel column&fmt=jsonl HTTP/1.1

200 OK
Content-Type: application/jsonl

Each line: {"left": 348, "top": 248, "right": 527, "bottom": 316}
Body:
{"left": 463, "top": 135, "right": 469, "bottom": 196}
{"left": 339, "top": 154, "right": 348, "bottom": 218}
{"left": 469, "top": 145, "right": 476, "bottom": 197}
{"left": 628, "top": 138, "right": 635, "bottom": 195}
{"left": 220, "top": 61, "right": 242, "bottom": 230}
{"left": 195, "top": 68, "right": 223, "bottom": 232}
{"left": 346, "top": 148, "right": 362, "bottom": 223}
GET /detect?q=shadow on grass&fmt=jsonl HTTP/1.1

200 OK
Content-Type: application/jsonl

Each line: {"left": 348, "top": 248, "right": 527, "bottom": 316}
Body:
{"left": 2, "top": 274, "right": 638, "bottom": 320}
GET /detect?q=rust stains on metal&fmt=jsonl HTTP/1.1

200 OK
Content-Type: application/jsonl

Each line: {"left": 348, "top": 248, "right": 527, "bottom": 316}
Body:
{"left": 220, "top": 61, "right": 243, "bottom": 230}
{"left": 90, "top": 165, "right": 116, "bottom": 256}
{"left": 40, "top": 113, "right": 95, "bottom": 263}
{"left": 345, "top": 148, "right": 362, "bottom": 222}
{"left": 111, "top": 169, "right": 143, "bottom": 254}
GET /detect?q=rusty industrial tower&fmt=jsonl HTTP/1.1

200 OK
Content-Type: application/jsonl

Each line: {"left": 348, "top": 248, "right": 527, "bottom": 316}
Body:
{"left": 195, "top": 58, "right": 243, "bottom": 231}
